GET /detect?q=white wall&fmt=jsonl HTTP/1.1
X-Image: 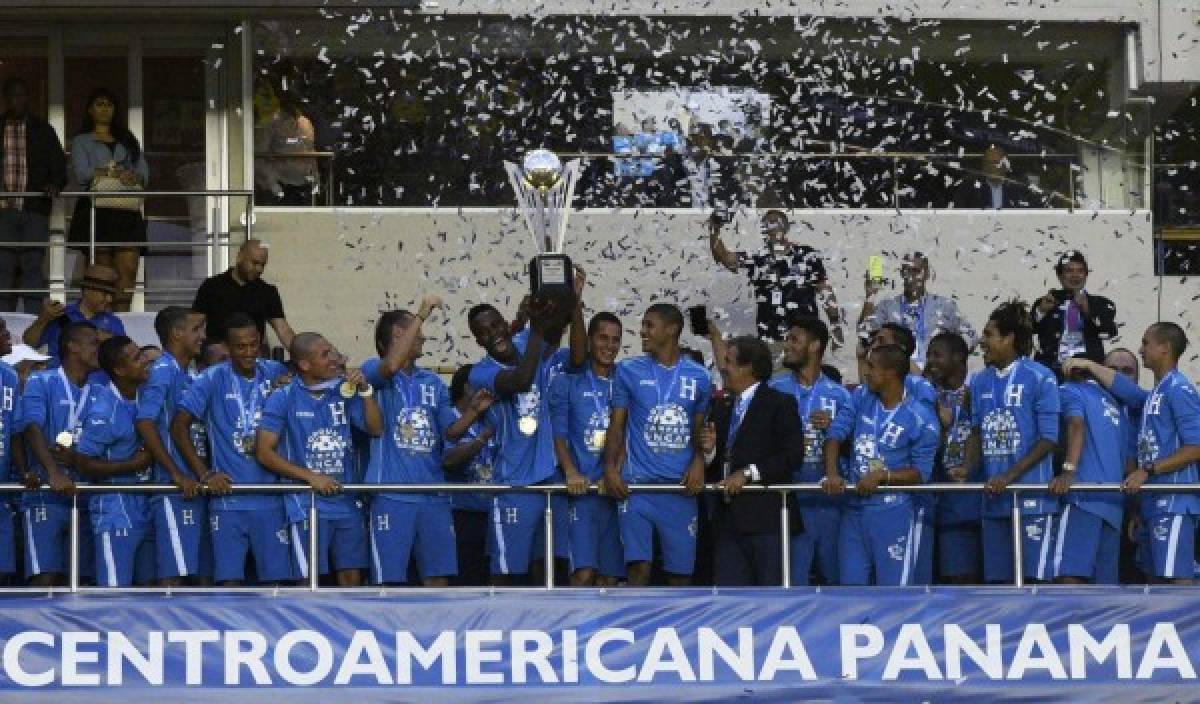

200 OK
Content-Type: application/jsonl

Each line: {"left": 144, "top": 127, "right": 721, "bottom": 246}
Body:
{"left": 255, "top": 207, "right": 1196, "bottom": 385}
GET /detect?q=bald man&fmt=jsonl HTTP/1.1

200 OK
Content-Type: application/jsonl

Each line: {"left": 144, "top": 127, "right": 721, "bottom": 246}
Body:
{"left": 193, "top": 239, "right": 295, "bottom": 348}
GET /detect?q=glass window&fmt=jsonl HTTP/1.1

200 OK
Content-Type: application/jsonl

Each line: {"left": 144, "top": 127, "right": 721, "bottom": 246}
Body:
{"left": 253, "top": 13, "right": 1137, "bottom": 210}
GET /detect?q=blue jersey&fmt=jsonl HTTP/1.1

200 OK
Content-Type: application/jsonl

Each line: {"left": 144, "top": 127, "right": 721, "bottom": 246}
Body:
{"left": 905, "top": 374, "right": 938, "bottom": 418}
{"left": 768, "top": 372, "right": 851, "bottom": 485}
{"left": 548, "top": 366, "right": 614, "bottom": 482}
{"left": 18, "top": 368, "right": 96, "bottom": 508}
{"left": 78, "top": 383, "right": 150, "bottom": 529}
{"left": 1060, "top": 380, "right": 1128, "bottom": 529}
{"left": 469, "top": 338, "right": 570, "bottom": 487}
{"left": 259, "top": 380, "right": 367, "bottom": 521}
{"left": 829, "top": 389, "right": 939, "bottom": 510}
{"left": 1110, "top": 370, "right": 1200, "bottom": 516}
{"left": 177, "top": 359, "right": 288, "bottom": 511}
{"left": 362, "top": 359, "right": 457, "bottom": 502}
{"left": 969, "top": 357, "right": 1060, "bottom": 518}
{"left": 135, "top": 352, "right": 205, "bottom": 485}
{"left": 0, "top": 362, "right": 21, "bottom": 483}
{"left": 611, "top": 354, "right": 712, "bottom": 483}
{"left": 446, "top": 410, "right": 497, "bottom": 513}
{"left": 932, "top": 384, "right": 981, "bottom": 526}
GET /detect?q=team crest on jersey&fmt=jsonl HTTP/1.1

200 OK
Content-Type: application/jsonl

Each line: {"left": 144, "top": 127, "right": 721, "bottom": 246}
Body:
{"left": 585, "top": 410, "right": 610, "bottom": 453}
{"left": 306, "top": 428, "right": 347, "bottom": 474}
{"left": 394, "top": 406, "right": 436, "bottom": 453}
{"left": 645, "top": 402, "right": 691, "bottom": 451}
{"left": 515, "top": 387, "right": 541, "bottom": 419}
{"left": 854, "top": 433, "right": 878, "bottom": 468}
{"left": 982, "top": 409, "right": 1021, "bottom": 457}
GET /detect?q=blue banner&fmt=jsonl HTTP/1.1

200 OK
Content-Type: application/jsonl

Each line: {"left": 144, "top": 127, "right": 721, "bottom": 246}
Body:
{"left": 0, "top": 588, "right": 1197, "bottom": 701}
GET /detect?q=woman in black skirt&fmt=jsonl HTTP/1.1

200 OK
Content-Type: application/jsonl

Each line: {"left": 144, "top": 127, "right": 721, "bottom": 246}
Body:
{"left": 69, "top": 88, "right": 148, "bottom": 312}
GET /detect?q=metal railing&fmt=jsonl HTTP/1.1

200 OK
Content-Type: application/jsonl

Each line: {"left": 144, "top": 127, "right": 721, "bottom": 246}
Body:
{"left": 0, "top": 189, "right": 253, "bottom": 300}
{"left": 0, "top": 481, "right": 1179, "bottom": 593}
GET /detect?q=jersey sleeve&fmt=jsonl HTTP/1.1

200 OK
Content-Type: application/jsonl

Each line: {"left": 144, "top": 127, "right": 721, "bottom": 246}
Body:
{"left": 693, "top": 368, "right": 713, "bottom": 416}
{"left": 361, "top": 357, "right": 387, "bottom": 389}
{"left": 547, "top": 373, "right": 571, "bottom": 439}
{"left": 611, "top": 362, "right": 633, "bottom": 410}
{"left": 135, "top": 362, "right": 171, "bottom": 422}
{"left": 910, "top": 413, "right": 939, "bottom": 482}
{"left": 258, "top": 388, "right": 288, "bottom": 436}
{"left": 346, "top": 395, "right": 368, "bottom": 434}
{"left": 1169, "top": 380, "right": 1200, "bottom": 446}
{"left": 1034, "top": 371, "right": 1061, "bottom": 443}
{"left": 177, "top": 369, "right": 213, "bottom": 419}
{"left": 35, "top": 320, "right": 59, "bottom": 350}
{"left": 433, "top": 378, "right": 457, "bottom": 434}
{"left": 77, "top": 400, "right": 115, "bottom": 458}
{"left": 969, "top": 375, "right": 984, "bottom": 431}
{"left": 20, "top": 375, "right": 49, "bottom": 430}
{"left": 1109, "top": 373, "right": 1149, "bottom": 410}
{"left": 108, "top": 315, "right": 127, "bottom": 337}
{"left": 827, "top": 389, "right": 858, "bottom": 442}
{"left": 1060, "top": 384, "right": 1084, "bottom": 419}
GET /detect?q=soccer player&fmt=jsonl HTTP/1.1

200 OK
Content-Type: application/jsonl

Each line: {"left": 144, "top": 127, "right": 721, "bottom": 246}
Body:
{"left": 134, "top": 307, "right": 210, "bottom": 585}
{"left": 19, "top": 322, "right": 100, "bottom": 586}
{"left": 549, "top": 311, "right": 625, "bottom": 587}
{"left": 1065, "top": 323, "right": 1200, "bottom": 584}
{"left": 963, "top": 301, "right": 1060, "bottom": 584}
{"left": 0, "top": 323, "right": 22, "bottom": 581}
{"left": 603, "top": 303, "right": 712, "bottom": 586}
{"left": 258, "top": 333, "right": 382, "bottom": 586}
{"left": 1048, "top": 354, "right": 1130, "bottom": 584}
{"left": 465, "top": 295, "right": 577, "bottom": 584}
{"left": 769, "top": 315, "right": 850, "bottom": 585}
{"left": 172, "top": 313, "right": 292, "bottom": 585}
{"left": 363, "top": 298, "right": 467, "bottom": 587}
{"left": 72, "top": 336, "right": 155, "bottom": 587}
{"left": 444, "top": 364, "right": 497, "bottom": 587}
{"left": 924, "top": 331, "right": 981, "bottom": 584}
{"left": 822, "top": 344, "right": 939, "bottom": 586}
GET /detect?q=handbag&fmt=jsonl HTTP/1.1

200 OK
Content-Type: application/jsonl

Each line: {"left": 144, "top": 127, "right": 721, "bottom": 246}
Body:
{"left": 91, "top": 166, "right": 143, "bottom": 212}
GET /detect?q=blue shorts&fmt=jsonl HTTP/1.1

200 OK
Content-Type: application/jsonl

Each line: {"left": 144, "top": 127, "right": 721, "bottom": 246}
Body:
{"left": 617, "top": 493, "right": 698, "bottom": 576}
{"left": 567, "top": 494, "right": 624, "bottom": 578}
{"left": 1051, "top": 504, "right": 1120, "bottom": 584}
{"left": 0, "top": 502, "right": 15, "bottom": 575}
{"left": 210, "top": 506, "right": 293, "bottom": 583}
{"left": 151, "top": 496, "right": 210, "bottom": 580}
{"left": 94, "top": 522, "right": 156, "bottom": 587}
{"left": 487, "top": 492, "right": 569, "bottom": 577}
{"left": 371, "top": 499, "right": 457, "bottom": 583}
{"left": 937, "top": 522, "right": 981, "bottom": 579}
{"left": 911, "top": 501, "right": 934, "bottom": 586}
{"left": 22, "top": 503, "right": 94, "bottom": 580}
{"left": 291, "top": 512, "right": 370, "bottom": 578}
{"left": 981, "top": 513, "right": 1059, "bottom": 584}
{"left": 790, "top": 500, "right": 840, "bottom": 585}
{"left": 839, "top": 503, "right": 918, "bottom": 586}
{"left": 1145, "top": 513, "right": 1196, "bottom": 580}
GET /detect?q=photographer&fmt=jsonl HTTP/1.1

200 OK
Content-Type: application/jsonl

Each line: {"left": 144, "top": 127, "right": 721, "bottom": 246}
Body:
{"left": 1031, "top": 251, "right": 1117, "bottom": 377}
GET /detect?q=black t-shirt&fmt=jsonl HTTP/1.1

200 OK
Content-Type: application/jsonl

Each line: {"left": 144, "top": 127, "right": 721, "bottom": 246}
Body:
{"left": 737, "top": 244, "right": 827, "bottom": 341}
{"left": 193, "top": 269, "right": 286, "bottom": 339}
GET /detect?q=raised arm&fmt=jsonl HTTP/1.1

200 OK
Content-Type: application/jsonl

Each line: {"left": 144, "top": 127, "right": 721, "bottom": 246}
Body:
{"left": 708, "top": 216, "right": 740, "bottom": 272}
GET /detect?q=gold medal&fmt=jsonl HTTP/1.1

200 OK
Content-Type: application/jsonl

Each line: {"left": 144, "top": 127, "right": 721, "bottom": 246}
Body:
{"left": 590, "top": 429, "right": 607, "bottom": 449}
{"left": 868, "top": 458, "right": 885, "bottom": 474}
{"left": 400, "top": 423, "right": 417, "bottom": 442}
{"left": 518, "top": 416, "right": 538, "bottom": 436}
{"left": 339, "top": 381, "right": 357, "bottom": 399}
{"left": 55, "top": 431, "right": 74, "bottom": 449}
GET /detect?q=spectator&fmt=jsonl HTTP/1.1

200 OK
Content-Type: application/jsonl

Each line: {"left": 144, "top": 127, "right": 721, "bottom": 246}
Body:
{"left": 859, "top": 252, "right": 976, "bottom": 367}
{"left": 2, "top": 343, "right": 51, "bottom": 388}
{"left": 0, "top": 77, "right": 67, "bottom": 313}
{"left": 953, "top": 146, "right": 1044, "bottom": 209}
{"left": 255, "top": 90, "right": 318, "bottom": 206}
{"left": 709, "top": 208, "right": 844, "bottom": 355}
{"left": 701, "top": 335, "right": 804, "bottom": 586}
{"left": 1031, "top": 250, "right": 1117, "bottom": 376}
{"left": 197, "top": 337, "right": 229, "bottom": 371}
{"left": 68, "top": 88, "right": 148, "bottom": 313}
{"left": 21, "top": 264, "right": 126, "bottom": 363}
{"left": 192, "top": 239, "right": 295, "bottom": 349}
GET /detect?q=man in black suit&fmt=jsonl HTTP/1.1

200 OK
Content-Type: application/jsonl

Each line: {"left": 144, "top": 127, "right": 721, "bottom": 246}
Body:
{"left": 700, "top": 335, "right": 805, "bottom": 586}
{"left": 952, "top": 146, "right": 1046, "bottom": 209}
{"left": 1031, "top": 250, "right": 1118, "bottom": 377}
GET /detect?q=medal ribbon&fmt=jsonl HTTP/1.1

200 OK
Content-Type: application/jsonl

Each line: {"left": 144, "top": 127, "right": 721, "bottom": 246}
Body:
{"left": 57, "top": 366, "right": 91, "bottom": 433}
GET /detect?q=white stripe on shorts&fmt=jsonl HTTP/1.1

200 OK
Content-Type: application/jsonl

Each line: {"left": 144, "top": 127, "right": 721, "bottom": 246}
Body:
{"left": 162, "top": 497, "right": 189, "bottom": 577}
{"left": 492, "top": 498, "right": 509, "bottom": 575}
{"left": 1164, "top": 514, "right": 1183, "bottom": 579}
{"left": 291, "top": 523, "right": 309, "bottom": 579}
{"left": 101, "top": 532, "right": 118, "bottom": 587}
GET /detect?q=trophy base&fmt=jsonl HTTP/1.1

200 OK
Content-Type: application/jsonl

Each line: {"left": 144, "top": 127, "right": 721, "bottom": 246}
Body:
{"left": 530, "top": 253, "right": 574, "bottom": 296}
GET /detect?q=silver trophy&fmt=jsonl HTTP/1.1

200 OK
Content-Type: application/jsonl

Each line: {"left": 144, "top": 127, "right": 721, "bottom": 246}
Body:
{"left": 504, "top": 149, "right": 581, "bottom": 295}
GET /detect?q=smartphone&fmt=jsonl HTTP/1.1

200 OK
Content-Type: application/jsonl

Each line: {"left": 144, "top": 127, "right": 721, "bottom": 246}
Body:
{"left": 688, "top": 305, "right": 710, "bottom": 337}
{"left": 868, "top": 255, "right": 885, "bottom": 283}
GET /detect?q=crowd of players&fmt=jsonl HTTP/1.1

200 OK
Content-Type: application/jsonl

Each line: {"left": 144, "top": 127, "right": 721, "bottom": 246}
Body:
{"left": 0, "top": 267, "right": 1197, "bottom": 589}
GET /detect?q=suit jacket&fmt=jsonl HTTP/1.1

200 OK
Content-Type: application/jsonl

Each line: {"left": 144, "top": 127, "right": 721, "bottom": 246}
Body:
{"left": 952, "top": 178, "right": 1046, "bottom": 209}
{"left": 1032, "top": 290, "right": 1117, "bottom": 372}
{"left": 0, "top": 115, "right": 67, "bottom": 216}
{"left": 706, "top": 384, "right": 805, "bottom": 535}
